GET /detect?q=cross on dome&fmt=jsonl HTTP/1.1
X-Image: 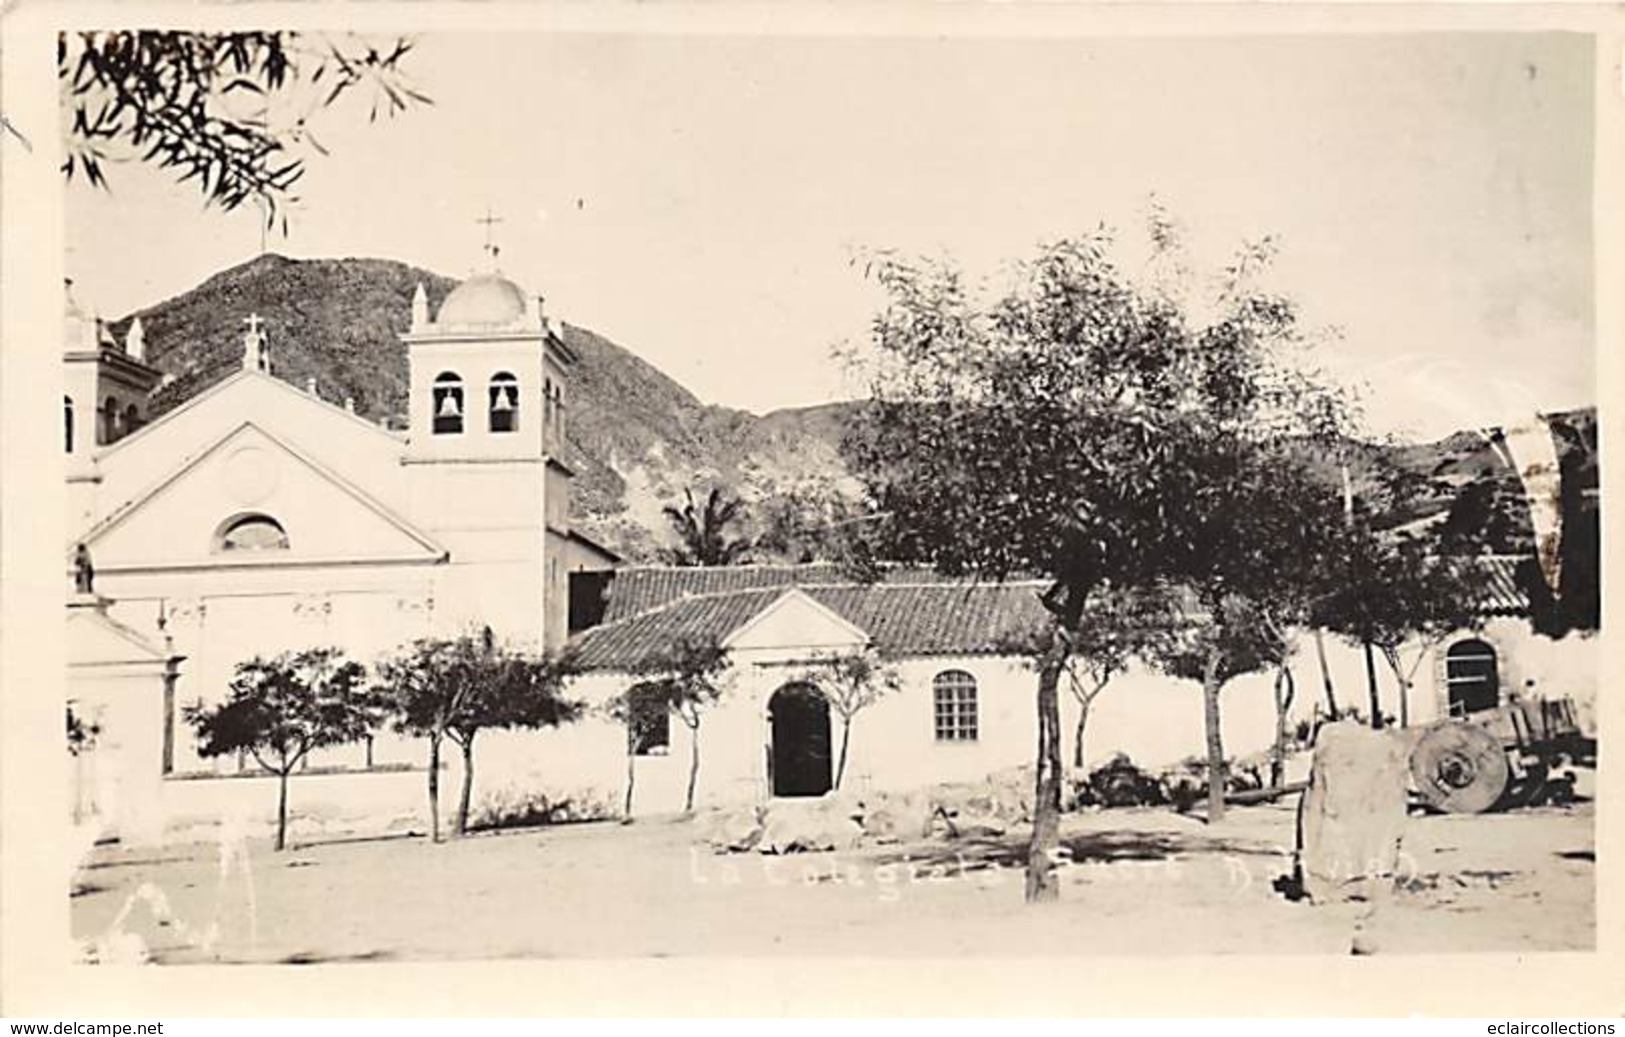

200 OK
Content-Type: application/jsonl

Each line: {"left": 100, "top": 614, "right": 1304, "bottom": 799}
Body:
{"left": 476, "top": 207, "right": 504, "bottom": 265}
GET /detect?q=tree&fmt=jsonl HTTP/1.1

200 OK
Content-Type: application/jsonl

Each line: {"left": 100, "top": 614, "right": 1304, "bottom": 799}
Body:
{"left": 1310, "top": 466, "right": 1482, "bottom": 731}
{"left": 604, "top": 684, "right": 666, "bottom": 818}
{"left": 66, "top": 703, "right": 101, "bottom": 756}
{"left": 661, "top": 487, "right": 753, "bottom": 566}
{"left": 849, "top": 224, "right": 1351, "bottom": 894}
{"left": 184, "top": 647, "right": 373, "bottom": 850}
{"left": 1269, "top": 663, "right": 1297, "bottom": 789}
{"left": 795, "top": 648, "right": 901, "bottom": 789}
{"left": 608, "top": 636, "right": 730, "bottom": 814}
{"left": 60, "top": 31, "right": 428, "bottom": 225}
{"left": 1060, "top": 585, "right": 1181, "bottom": 775}
{"left": 376, "top": 629, "right": 583, "bottom": 840}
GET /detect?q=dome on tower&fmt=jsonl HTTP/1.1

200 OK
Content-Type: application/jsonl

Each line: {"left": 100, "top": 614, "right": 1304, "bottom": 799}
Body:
{"left": 435, "top": 272, "right": 530, "bottom": 330}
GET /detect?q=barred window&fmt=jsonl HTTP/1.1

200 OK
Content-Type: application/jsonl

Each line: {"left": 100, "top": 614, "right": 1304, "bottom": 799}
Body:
{"left": 933, "top": 670, "right": 978, "bottom": 742}
{"left": 1445, "top": 638, "right": 1499, "bottom": 716}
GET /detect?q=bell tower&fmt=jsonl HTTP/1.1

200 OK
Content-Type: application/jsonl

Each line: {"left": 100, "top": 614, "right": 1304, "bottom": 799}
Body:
{"left": 400, "top": 253, "right": 577, "bottom": 649}
{"left": 63, "top": 279, "right": 164, "bottom": 532}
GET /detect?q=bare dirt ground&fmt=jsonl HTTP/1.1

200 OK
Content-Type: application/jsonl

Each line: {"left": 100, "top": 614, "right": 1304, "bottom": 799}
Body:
{"left": 70, "top": 798, "right": 1594, "bottom": 962}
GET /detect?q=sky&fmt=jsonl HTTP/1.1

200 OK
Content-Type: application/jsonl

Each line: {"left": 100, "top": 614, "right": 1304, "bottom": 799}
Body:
{"left": 66, "top": 30, "right": 1597, "bottom": 441}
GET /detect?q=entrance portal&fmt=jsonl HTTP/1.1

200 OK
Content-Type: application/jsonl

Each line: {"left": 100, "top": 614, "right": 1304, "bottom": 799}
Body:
{"left": 768, "top": 683, "right": 832, "bottom": 797}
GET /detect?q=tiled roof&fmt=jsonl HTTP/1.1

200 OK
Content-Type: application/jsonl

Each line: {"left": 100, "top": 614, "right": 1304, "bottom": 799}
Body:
{"left": 574, "top": 555, "right": 1536, "bottom": 672}
{"left": 598, "top": 563, "right": 965, "bottom": 624}
{"left": 573, "top": 578, "right": 1052, "bottom": 672}
{"left": 1464, "top": 554, "right": 1533, "bottom": 617}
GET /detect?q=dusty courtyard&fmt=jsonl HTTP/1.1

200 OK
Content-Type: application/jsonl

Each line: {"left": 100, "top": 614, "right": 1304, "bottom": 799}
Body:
{"left": 69, "top": 798, "right": 1594, "bottom": 962}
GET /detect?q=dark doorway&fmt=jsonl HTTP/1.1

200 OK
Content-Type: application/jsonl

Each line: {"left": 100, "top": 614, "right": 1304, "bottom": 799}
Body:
{"left": 769, "top": 683, "right": 832, "bottom": 797}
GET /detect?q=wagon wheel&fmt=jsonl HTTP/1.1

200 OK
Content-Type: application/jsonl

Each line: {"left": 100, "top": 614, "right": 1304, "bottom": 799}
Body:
{"left": 1410, "top": 723, "right": 1510, "bottom": 814}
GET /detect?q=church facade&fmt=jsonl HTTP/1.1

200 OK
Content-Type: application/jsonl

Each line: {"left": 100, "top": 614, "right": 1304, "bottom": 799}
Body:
{"left": 63, "top": 266, "right": 591, "bottom": 841}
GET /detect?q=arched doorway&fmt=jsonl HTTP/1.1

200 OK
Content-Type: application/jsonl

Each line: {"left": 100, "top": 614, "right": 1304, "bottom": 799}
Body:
{"left": 768, "top": 683, "right": 832, "bottom": 797}
{"left": 1445, "top": 638, "right": 1500, "bottom": 716}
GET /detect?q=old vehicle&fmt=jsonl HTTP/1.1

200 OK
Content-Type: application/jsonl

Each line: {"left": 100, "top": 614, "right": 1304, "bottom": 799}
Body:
{"left": 1407, "top": 693, "right": 1590, "bottom": 814}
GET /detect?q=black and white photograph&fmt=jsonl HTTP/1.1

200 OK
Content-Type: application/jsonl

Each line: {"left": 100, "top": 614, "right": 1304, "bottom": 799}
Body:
{"left": 0, "top": 0, "right": 1617, "bottom": 1017}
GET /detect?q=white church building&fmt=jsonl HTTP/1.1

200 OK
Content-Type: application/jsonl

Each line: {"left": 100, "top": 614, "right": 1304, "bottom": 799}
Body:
{"left": 63, "top": 263, "right": 607, "bottom": 842}
{"left": 62, "top": 265, "right": 1598, "bottom": 846}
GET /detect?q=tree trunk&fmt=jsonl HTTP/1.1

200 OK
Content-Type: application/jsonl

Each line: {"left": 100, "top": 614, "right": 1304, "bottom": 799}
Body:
{"left": 427, "top": 731, "right": 442, "bottom": 843}
{"left": 1274, "top": 669, "right": 1287, "bottom": 793}
{"left": 275, "top": 766, "right": 290, "bottom": 852}
{"left": 684, "top": 721, "right": 701, "bottom": 813}
{"left": 1025, "top": 638, "right": 1068, "bottom": 904}
{"left": 1363, "top": 640, "right": 1382, "bottom": 730}
{"left": 1380, "top": 646, "right": 1410, "bottom": 729}
{"left": 455, "top": 734, "right": 475, "bottom": 836}
{"left": 1072, "top": 701, "right": 1092, "bottom": 774}
{"left": 1202, "top": 647, "right": 1227, "bottom": 824}
{"left": 1313, "top": 627, "right": 1339, "bottom": 717}
{"left": 834, "top": 717, "right": 852, "bottom": 791}
{"left": 1271, "top": 666, "right": 1294, "bottom": 789}
{"left": 623, "top": 749, "right": 636, "bottom": 819}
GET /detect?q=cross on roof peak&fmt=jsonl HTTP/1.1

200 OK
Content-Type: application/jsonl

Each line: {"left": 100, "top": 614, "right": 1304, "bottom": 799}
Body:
{"left": 477, "top": 207, "right": 504, "bottom": 264}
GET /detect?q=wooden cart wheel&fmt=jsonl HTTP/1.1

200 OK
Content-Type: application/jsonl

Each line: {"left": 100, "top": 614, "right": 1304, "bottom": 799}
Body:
{"left": 1410, "top": 723, "right": 1510, "bottom": 814}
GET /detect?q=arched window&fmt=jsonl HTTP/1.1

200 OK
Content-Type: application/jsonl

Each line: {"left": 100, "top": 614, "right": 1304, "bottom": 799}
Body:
{"left": 625, "top": 683, "right": 670, "bottom": 756}
{"left": 64, "top": 396, "right": 74, "bottom": 453}
{"left": 1445, "top": 638, "right": 1500, "bottom": 716}
{"left": 933, "top": 670, "right": 978, "bottom": 741}
{"left": 216, "top": 513, "right": 290, "bottom": 552}
{"left": 544, "top": 376, "right": 555, "bottom": 427}
{"left": 488, "top": 372, "right": 519, "bottom": 433}
{"left": 432, "top": 372, "right": 464, "bottom": 434}
{"left": 122, "top": 403, "right": 141, "bottom": 436}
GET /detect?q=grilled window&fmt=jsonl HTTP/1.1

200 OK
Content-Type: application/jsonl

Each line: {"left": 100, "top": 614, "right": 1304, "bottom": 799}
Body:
{"left": 1445, "top": 638, "right": 1500, "bottom": 715}
{"left": 933, "top": 670, "right": 979, "bottom": 741}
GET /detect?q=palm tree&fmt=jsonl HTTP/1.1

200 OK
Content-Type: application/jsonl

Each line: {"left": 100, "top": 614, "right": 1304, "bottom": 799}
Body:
{"left": 662, "top": 487, "right": 753, "bottom": 566}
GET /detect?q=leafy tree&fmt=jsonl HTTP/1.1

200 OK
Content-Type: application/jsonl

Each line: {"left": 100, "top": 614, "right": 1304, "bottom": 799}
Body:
{"left": 375, "top": 629, "right": 583, "bottom": 840}
{"left": 1060, "top": 585, "right": 1181, "bottom": 775}
{"left": 66, "top": 703, "right": 101, "bottom": 756}
{"left": 607, "top": 636, "right": 730, "bottom": 814}
{"left": 183, "top": 647, "right": 374, "bottom": 850}
{"left": 794, "top": 648, "right": 901, "bottom": 789}
{"left": 1311, "top": 518, "right": 1481, "bottom": 730}
{"left": 661, "top": 487, "right": 753, "bottom": 566}
{"left": 60, "top": 31, "right": 428, "bottom": 224}
{"left": 849, "top": 223, "right": 1349, "bottom": 894}
{"left": 604, "top": 683, "right": 666, "bottom": 818}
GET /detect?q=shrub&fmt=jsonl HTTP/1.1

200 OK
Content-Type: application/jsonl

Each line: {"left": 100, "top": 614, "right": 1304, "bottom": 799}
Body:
{"left": 470, "top": 785, "right": 615, "bottom": 832}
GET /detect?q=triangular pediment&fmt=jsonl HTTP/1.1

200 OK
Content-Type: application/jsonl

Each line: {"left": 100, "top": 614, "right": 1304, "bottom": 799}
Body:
{"left": 722, "top": 588, "right": 870, "bottom": 653}
{"left": 80, "top": 422, "right": 445, "bottom": 571}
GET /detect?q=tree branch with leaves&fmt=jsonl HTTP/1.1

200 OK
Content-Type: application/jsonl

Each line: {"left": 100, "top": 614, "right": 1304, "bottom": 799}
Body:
{"left": 375, "top": 628, "right": 583, "bottom": 840}
{"left": 60, "top": 31, "right": 429, "bottom": 226}
{"left": 184, "top": 647, "right": 375, "bottom": 850}
{"left": 794, "top": 647, "right": 901, "bottom": 790}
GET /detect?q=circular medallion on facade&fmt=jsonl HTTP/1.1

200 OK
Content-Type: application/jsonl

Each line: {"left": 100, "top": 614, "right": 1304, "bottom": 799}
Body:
{"left": 223, "top": 446, "right": 279, "bottom": 504}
